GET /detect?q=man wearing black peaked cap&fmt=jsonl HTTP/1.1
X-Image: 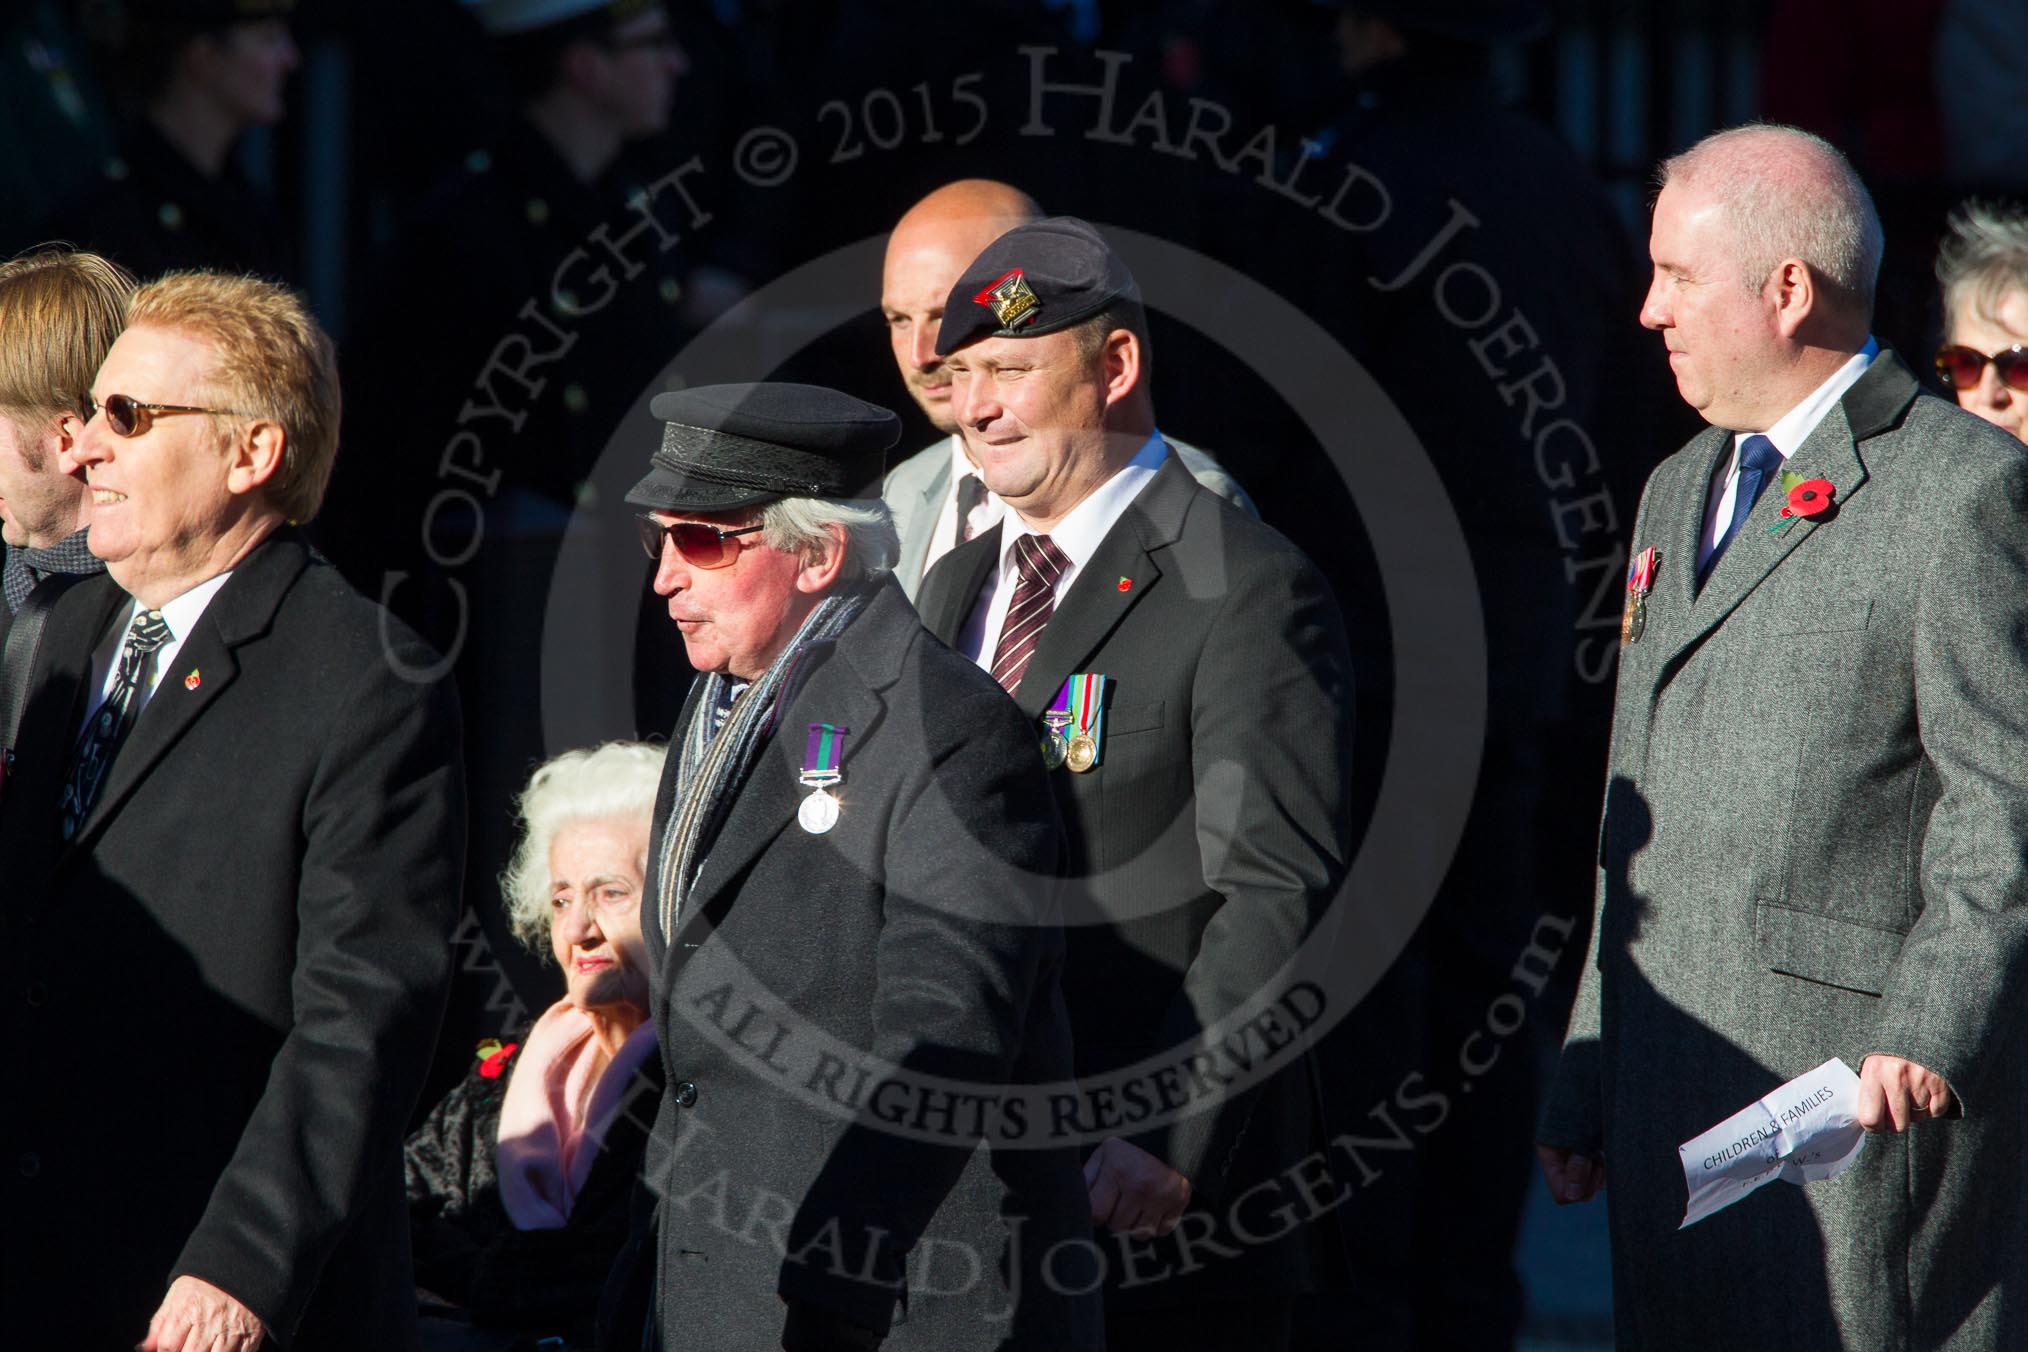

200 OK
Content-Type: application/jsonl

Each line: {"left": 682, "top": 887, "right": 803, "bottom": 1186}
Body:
{"left": 915, "top": 219, "right": 1356, "bottom": 1351}
{"left": 615, "top": 382, "right": 1101, "bottom": 1351}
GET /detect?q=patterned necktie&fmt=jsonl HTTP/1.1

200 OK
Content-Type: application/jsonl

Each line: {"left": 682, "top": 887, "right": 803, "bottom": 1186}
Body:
{"left": 59, "top": 608, "right": 171, "bottom": 840}
{"left": 990, "top": 534, "right": 1069, "bottom": 696}
{"left": 1701, "top": 433, "right": 1785, "bottom": 581}
{"left": 953, "top": 473, "right": 988, "bottom": 550}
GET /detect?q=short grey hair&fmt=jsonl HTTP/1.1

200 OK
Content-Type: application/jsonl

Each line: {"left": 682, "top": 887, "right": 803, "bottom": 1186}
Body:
{"left": 500, "top": 740, "right": 667, "bottom": 954}
{"left": 1937, "top": 201, "right": 2028, "bottom": 336}
{"left": 1660, "top": 123, "right": 1884, "bottom": 313}
{"left": 757, "top": 496, "right": 899, "bottom": 582}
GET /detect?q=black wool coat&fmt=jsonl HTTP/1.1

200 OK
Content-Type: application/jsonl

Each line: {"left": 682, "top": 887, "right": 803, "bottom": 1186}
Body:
{"left": 406, "top": 1025, "right": 664, "bottom": 1346}
{"left": 0, "top": 530, "right": 464, "bottom": 1350}
{"left": 632, "top": 577, "right": 1103, "bottom": 1351}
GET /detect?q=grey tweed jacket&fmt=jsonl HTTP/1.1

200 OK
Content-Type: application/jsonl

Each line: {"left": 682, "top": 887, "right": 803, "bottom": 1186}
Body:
{"left": 1542, "top": 351, "right": 2028, "bottom": 1350}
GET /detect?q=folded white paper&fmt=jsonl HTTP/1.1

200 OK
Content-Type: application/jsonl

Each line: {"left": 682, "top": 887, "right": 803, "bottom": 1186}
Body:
{"left": 1677, "top": 1057, "right": 1868, "bottom": 1228}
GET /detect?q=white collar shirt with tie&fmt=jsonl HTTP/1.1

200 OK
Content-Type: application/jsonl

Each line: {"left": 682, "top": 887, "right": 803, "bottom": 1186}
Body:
{"left": 80, "top": 571, "right": 234, "bottom": 733}
{"left": 957, "top": 431, "right": 1167, "bottom": 670}
{"left": 1697, "top": 338, "right": 1877, "bottom": 571}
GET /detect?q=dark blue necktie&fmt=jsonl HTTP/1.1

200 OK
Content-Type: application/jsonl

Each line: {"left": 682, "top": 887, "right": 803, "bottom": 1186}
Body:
{"left": 60, "top": 608, "right": 171, "bottom": 840}
{"left": 1701, "top": 433, "right": 1784, "bottom": 581}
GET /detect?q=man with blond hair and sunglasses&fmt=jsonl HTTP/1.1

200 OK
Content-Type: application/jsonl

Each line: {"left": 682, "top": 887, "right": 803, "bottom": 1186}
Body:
{"left": 0, "top": 247, "right": 132, "bottom": 641}
{"left": 0, "top": 270, "right": 463, "bottom": 1351}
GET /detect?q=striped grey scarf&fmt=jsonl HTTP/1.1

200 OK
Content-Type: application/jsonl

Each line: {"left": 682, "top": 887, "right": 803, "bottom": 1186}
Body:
{"left": 655, "top": 586, "right": 869, "bottom": 937}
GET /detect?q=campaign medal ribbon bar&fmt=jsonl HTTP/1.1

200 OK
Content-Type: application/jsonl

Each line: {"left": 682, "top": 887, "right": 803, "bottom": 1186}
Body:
{"left": 1040, "top": 682, "right": 1072, "bottom": 770}
{"left": 798, "top": 722, "right": 848, "bottom": 834}
{"left": 1623, "top": 546, "right": 1660, "bottom": 647}
{"left": 1064, "top": 673, "right": 1109, "bottom": 774}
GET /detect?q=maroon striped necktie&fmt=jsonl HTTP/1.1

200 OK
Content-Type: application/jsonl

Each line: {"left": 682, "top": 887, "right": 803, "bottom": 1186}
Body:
{"left": 990, "top": 533, "right": 1069, "bottom": 695}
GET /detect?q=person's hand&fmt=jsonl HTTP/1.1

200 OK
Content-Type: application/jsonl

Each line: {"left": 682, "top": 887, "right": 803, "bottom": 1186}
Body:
{"left": 138, "top": 1275, "right": 265, "bottom": 1352}
{"left": 1857, "top": 1054, "right": 1955, "bottom": 1132}
{"left": 1084, "top": 1136, "right": 1191, "bottom": 1237}
{"left": 1537, "top": 1145, "right": 1605, "bottom": 1205}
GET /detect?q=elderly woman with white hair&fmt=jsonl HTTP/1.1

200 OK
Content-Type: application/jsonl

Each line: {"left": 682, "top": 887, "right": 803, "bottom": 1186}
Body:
{"left": 1934, "top": 201, "right": 2028, "bottom": 444}
{"left": 405, "top": 740, "right": 665, "bottom": 1350}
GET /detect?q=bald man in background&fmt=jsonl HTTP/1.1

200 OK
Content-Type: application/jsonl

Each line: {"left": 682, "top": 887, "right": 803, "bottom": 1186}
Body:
{"left": 878, "top": 178, "right": 1254, "bottom": 600}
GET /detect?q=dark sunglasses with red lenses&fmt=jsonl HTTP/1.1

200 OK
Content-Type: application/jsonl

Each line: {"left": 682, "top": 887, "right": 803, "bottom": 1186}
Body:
{"left": 635, "top": 515, "right": 766, "bottom": 569}
{"left": 86, "top": 392, "right": 247, "bottom": 437}
{"left": 1934, "top": 344, "right": 2028, "bottom": 393}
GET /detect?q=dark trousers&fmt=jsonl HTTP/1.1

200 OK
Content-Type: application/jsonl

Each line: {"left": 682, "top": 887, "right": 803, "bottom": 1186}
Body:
{"left": 1107, "top": 1298, "right": 1295, "bottom": 1352}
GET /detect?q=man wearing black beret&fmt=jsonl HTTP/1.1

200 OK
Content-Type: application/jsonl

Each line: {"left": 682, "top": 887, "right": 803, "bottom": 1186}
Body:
{"left": 916, "top": 219, "right": 1356, "bottom": 1350}
{"left": 617, "top": 382, "right": 1101, "bottom": 1350}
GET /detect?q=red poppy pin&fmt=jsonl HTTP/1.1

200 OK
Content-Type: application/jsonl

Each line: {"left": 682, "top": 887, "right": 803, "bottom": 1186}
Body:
{"left": 184, "top": 669, "right": 201, "bottom": 691}
{"left": 1768, "top": 474, "right": 1835, "bottom": 535}
{"left": 1116, "top": 576, "right": 1132, "bottom": 593}
{"left": 476, "top": 1038, "right": 519, "bottom": 1079}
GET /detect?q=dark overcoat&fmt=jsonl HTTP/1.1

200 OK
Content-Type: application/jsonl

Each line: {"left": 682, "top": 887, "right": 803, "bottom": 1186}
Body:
{"left": 0, "top": 530, "right": 464, "bottom": 1350}
{"left": 917, "top": 452, "right": 1357, "bottom": 1313}
{"left": 1542, "top": 354, "right": 2028, "bottom": 1349}
{"left": 637, "top": 577, "right": 1102, "bottom": 1350}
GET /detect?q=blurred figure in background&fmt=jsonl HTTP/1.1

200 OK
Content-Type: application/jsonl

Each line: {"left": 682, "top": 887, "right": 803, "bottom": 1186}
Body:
{"left": 0, "top": 247, "right": 132, "bottom": 638}
{"left": 326, "top": 0, "right": 702, "bottom": 1017}
{"left": 46, "top": 0, "right": 300, "bottom": 280}
{"left": 1933, "top": 201, "right": 2028, "bottom": 443}
{"left": 0, "top": 2, "right": 117, "bottom": 259}
{"left": 407, "top": 741, "right": 664, "bottom": 1352}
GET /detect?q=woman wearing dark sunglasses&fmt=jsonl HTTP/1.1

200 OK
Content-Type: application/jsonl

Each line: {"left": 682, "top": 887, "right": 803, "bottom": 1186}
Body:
{"left": 1934, "top": 202, "right": 2028, "bottom": 444}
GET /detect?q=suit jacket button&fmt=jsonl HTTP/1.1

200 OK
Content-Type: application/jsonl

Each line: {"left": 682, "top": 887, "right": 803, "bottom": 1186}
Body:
{"left": 23, "top": 984, "right": 46, "bottom": 1007}
{"left": 18, "top": 1152, "right": 39, "bottom": 1179}
{"left": 675, "top": 1081, "right": 698, "bottom": 1108}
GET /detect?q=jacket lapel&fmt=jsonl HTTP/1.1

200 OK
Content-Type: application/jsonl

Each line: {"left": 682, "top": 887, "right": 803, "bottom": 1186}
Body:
{"left": 917, "top": 526, "right": 1000, "bottom": 648}
{"left": 1, "top": 578, "right": 124, "bottom": 850}
{"left": 671, "top": 583, "right": 907, "bottom": 947}
{"left": 60, "top": 532, "right": 310, "bottom": 861}
{"left": 1012, "top": 454, "right": 1193, "bottom": 719}
{"left": 1651, "top": 352, "right": 1910, "bottom": 677}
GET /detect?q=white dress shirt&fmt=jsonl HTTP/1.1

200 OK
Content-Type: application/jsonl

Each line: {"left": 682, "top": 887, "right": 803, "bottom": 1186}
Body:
{"left": 1697, "top": 339, "right": 1877, "bottom": 569}
{"left": 80, "top": 572, "right": 235, "bottom": 732}
{"left": 957, "top": 432, "right": 1168, "bottom": 669}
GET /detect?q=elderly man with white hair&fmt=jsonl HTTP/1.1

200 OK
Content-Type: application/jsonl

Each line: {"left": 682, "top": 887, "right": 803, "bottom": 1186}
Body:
{"left": 1541, "top": 124, "right": 2028, "bottom": 1350}
{"left": 614, "top": 382, "right": 1101, "bottom": 1351}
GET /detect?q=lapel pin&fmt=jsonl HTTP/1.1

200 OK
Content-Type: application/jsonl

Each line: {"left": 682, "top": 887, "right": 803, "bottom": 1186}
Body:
{"left": 184, "top": 669, "right": 201, "bottom": 691}
{"left": 1116, "top": 576, "right": 1132, "bottom": 592}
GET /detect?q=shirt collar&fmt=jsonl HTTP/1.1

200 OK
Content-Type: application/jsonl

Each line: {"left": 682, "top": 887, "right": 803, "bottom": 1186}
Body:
{"left": 1744, "top": 337, "right": 1879, "bottom": 458}
{"left": 126, "top": 570, "right": 235, "bottom": 644}
{"left": 996, "top": 431, "right": 1166, "bottom": 575}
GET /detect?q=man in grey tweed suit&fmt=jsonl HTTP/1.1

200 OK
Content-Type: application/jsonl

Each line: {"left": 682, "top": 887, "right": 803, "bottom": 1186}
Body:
{"left": 1540, "top": 125, "right": 2028, "bottom": 1349}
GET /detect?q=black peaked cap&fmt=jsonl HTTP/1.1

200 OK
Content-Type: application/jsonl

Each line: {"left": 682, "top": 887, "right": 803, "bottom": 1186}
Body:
{"left": 934, "top": 216, "right": 1139, "bottom": 357}
{"left": 626, "top": 382, "right": 902, "bottom": 513}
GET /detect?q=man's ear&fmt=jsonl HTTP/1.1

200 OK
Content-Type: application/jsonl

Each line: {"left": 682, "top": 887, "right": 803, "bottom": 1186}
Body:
{"left": 794, "top": 522, "right": 850, "bottom": 595}
{"left": 1768, "top": 258, "right": 1817, "bottom": 340}
{"left": 1100, "top": 329, "right": 1143, "bottom": 410}
{"left": 226, "top": 420, "right": 287, "bottom": 497}
{"left": 51, "top": 412, "right": 84, "bottom": 476}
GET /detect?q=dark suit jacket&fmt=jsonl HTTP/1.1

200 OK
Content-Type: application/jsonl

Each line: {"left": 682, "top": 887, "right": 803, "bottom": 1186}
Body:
{"left": 0, "top": 530, "right": 464, "bottom": 1350}
{"left": 917, "top": 453, "right": 1356, "bottom": 1308}
{"left": 636, "top": 577, "right": 1102, "bottom": 1350}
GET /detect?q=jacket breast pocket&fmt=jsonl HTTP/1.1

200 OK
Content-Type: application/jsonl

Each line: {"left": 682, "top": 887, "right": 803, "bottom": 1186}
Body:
{"left": 1105, "top": 699, "right": 1165, "bottom": 739}
{"left": 1752, "top": 597, "right": 1872, "bottom": 637}
{"left": 1754, "top": 899, "right": 1905, "bottom": 996}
